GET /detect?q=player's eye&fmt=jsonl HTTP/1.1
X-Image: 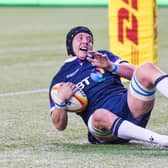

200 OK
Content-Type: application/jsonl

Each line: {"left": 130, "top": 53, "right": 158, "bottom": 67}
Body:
{"left": 87, "top": 37, "right": 92, "bottom": 43}
{"left": 79, "top": 36, "right": 83, "bottom": 41}
{"left": 77, "top": 35, "right": 92, "bottom": 43}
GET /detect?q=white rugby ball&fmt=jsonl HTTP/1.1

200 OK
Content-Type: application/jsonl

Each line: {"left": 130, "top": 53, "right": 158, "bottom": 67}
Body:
{"left": 50, "top": 83, "right": 88, "bottom": 113}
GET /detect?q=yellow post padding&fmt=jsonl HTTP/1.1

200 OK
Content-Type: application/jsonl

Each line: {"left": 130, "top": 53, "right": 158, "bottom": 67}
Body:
{"left": 108, "top": 0, "right": 158, "bottom": 66}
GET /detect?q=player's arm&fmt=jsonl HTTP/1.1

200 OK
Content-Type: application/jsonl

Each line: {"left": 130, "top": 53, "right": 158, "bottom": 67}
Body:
{"left": 51, "top": 108, "right": 68, "bottom": 131}
{"left": 51, "top": 82, "right": 77, "bottom": 131}
{"left": 87, "top": 51, "right": 135, "bottom": 80}
{"left": 111, "top": 62, "right": 135, "bottom": 80}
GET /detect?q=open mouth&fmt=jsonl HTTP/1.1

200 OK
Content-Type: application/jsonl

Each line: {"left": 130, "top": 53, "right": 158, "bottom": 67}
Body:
{"left": 80, "top": 47, "right": 88, "bottom": 51}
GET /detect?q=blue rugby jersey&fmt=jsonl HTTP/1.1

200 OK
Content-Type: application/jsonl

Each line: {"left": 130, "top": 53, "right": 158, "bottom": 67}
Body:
{"left": 49, "top": 50, "right": 127, "bottom": 124}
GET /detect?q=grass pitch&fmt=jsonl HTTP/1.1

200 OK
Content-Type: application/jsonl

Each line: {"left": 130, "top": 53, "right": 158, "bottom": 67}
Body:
{"left": 0, "top": 7, "right": 168, "bottom": 168}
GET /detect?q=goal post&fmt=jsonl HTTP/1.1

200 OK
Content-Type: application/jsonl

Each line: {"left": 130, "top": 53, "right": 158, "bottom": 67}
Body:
{"left": 108, "top": 0, "right": 158, "bottom": 66}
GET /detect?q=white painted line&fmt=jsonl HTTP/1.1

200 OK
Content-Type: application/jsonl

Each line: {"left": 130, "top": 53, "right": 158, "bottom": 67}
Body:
{"left": 0, "top": 89, "right": 48, "bottom": 97}
{"left": 0, "top": 45, "right": 64, "bottom": 54}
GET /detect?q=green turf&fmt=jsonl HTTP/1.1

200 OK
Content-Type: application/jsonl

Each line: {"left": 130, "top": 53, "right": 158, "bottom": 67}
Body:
{"left": 0, "top": 7, "right": 168, "bottom": 168}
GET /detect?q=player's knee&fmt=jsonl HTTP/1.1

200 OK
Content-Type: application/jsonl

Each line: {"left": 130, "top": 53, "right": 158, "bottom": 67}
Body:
{"left": 139, "top": 62, "right": 156, "bottom": 73}
{"left": 131, "top": 112, "right": 143, "bottom": 119}
{"left": 88, "top": 109, "right": 119, "bottom": 139}
{"left": 135, "top": 62, "right": 157, "bottom": 88}
{"left": 92, "top": 109, "right": 117, "bottom": 130}
{"left": 138, "top": 62, "right": 159, "bottom": 77}
{"left": 92, "top": 109, "right": 105, "bottom": 129}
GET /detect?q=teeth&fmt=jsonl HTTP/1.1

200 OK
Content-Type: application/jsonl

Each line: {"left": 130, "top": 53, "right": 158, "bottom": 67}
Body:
{"left": 80, "top": 47, "right": 87, "bottom": 51}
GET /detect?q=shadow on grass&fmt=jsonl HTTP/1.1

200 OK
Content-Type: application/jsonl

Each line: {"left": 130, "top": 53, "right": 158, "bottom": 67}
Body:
{"left": 39, "top": 141, "right": 168, "bottom": 157}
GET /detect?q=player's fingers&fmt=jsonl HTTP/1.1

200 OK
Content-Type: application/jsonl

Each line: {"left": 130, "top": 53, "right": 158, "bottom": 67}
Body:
{"left": 60, "top": 82, "right": 72, "bottom": 90}
{"left": 86, "top": 57, "right": 95, "bottom": 63}
{"left": 65, "top": 82, "right": 72, "bottom": 85}
{"left": 88, "top": 50, "right": 102, "bottom": 59}
{"left": 94, "top": 53, "right": 107, "bottom": 60}
{"left": 70, "top": 83, "right": 77, "bottom": 90}
{"left": 73, "top": 87, "right": 79, "bottom": 94}
{"left": 59, "top": 82, "right": 65, "bottom": 87}
{"left": 66, "top": 83, "right": 78, "bottom": 95}
{"left": 88, "top": 50, "right": 106, "bottom": 58}
{"left": 66, "top": 82, "right": 77, "bottom": 91}
{"left": 88, "top": 50, "right": 96, "bottom": 55}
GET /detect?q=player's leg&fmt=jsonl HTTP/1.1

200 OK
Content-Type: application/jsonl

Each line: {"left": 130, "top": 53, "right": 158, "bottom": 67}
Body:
{"left": 88, "top": 108, "right": 168, "bottom": 146}
{"left": 88, "top": 109, "right": 119, "bottom": 143}
{"left": 128, "top": 62, "right": 168, "bottom": 118}
{"left": 88, "top": 62, "right": 168, "bottom": 146}
{"left": 116, "top": 62, "right": 168, "bottom": 146}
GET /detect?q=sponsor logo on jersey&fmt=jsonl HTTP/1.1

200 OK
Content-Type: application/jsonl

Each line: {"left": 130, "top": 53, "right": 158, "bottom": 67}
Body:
{"left": 90, "top": 68, "right": 106, "bottom": 82}
{"left": 76, "top": 68, "right": 106, "bottom": 90}
{"left": 76, "top": 76, "right": 90, "bottom": 90}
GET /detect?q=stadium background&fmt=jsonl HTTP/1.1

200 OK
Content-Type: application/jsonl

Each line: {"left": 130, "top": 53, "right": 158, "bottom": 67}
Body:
{"left": 0, "top": 0, "right": 168, "bottom": 6}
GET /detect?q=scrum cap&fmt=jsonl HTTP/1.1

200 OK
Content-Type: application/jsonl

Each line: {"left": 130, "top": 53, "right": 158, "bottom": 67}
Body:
{"left": 66, "top": 26, "right": 93, "bottom": 56}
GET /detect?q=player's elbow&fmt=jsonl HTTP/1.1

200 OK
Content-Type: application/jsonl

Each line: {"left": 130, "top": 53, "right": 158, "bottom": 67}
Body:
{"left": 52, "top": 117, "right": 67, "bottom": 131}
{"left": 56, "top": 124, "right": 67, "bottom": 131}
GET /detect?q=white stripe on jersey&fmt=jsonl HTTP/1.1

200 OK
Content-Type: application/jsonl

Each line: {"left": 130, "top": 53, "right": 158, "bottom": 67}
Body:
{"left": 64, "top": 56, "right": 77, "bottom": 63}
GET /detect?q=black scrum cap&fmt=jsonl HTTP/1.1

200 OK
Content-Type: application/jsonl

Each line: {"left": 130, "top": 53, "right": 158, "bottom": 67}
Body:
{"left": 66, "top": 26, "right": 93, "bottom": 56}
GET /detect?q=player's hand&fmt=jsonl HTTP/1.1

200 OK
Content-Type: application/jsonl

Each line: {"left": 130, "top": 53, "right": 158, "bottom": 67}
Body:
{"left": 57, "top": 82, "right": 77, "bottom": 103}
{"left": 86, "top": 51, "right": 113, "bottom": 71}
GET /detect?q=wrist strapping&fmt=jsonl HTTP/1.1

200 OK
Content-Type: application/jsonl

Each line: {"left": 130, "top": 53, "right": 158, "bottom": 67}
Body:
{"left": 111, "top": 63, "right": 119, "bottom": 74}
{"left": 55, "top": 102, "right": 67, "bottom": 109}
{"left": 54, "top": 96, "right": 67, "bottom": 109}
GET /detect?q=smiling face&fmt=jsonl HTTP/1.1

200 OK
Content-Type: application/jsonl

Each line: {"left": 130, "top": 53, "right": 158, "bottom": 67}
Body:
{"left": 72, "top": 32, "right": 93, "bottom": 60}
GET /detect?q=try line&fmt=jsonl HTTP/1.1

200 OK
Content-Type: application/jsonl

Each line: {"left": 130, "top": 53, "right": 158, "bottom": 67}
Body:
{"left": 0, "top": 88, "right": 48, "bottom": 97}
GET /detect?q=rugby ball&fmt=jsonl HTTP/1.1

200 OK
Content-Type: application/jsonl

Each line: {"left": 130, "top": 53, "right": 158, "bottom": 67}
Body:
{"left": 50, "top": 83, "right": 88, "bottom": 113}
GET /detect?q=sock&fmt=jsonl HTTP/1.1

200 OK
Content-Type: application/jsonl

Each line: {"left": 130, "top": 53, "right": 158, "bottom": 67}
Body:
{"left": 154, "top": 75, "right": 168, "bottom": 98}
{"left": 112, "top": 118, "right": 168, "bottom": 146}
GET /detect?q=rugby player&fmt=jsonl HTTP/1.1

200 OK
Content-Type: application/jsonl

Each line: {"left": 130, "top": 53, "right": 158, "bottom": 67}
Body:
{"left": 49, "top": 26, "right": 168, "bottom": 146}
